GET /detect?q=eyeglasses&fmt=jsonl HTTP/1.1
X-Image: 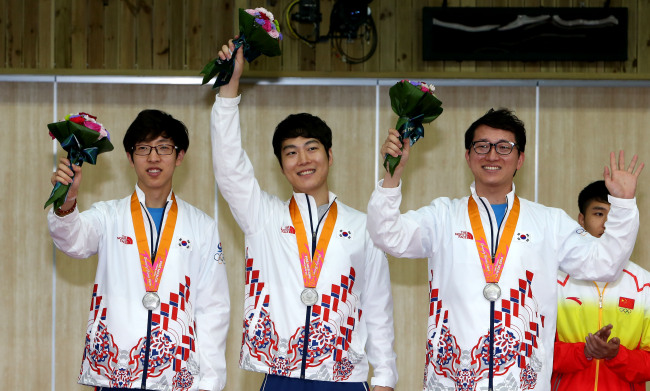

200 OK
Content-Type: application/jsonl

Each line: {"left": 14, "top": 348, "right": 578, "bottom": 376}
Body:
{"left": 471, "top": 141, "right": 518, "bottom": 155}
{"left": 133, "top": 144, "right": 178, "bottom": 156}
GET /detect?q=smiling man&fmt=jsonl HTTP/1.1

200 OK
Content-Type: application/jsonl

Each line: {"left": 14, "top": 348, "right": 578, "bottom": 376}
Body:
{"left": 210, "top": 41, "right": 397, "bottom": 391}
{"left": 552, "top": 180, "right": 650, "bottom": 391}
{"left": 48, "top": 109, "right": 230, "bottom": 391}
{"left": 367, "top": 108, "right": 643, "bottom": 391}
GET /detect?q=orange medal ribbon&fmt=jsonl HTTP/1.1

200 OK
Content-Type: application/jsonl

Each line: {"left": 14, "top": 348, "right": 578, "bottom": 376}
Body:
{"left": 289, "top": 196, "right": 337, "bottom": 288}
{"left": 130, "top": 192, "right": 178, "bottom": 292}
{"left": 468, "top": 195, "right": 520, "bottom": 283}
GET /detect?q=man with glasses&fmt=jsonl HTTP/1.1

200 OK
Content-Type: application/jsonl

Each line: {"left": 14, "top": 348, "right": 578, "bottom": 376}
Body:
{"left": 367, "top": 108, "right": 643, "bottom": 391}
{"left": 47, "top": 109, "right": 230, "bottom": 391}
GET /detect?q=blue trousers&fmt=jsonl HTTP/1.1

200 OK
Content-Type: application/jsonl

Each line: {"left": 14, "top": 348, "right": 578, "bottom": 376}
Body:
{"left": 260, "top": 374, "right": 369, "bottom": 391}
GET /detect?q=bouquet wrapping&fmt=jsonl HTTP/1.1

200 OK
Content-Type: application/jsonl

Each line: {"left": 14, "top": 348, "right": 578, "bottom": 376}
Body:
{"left": 44, "top": 113, "right": 113, "bottom": 209}
{"left": 384, "top": 80, "right": 443, "bottom": 176}
{"left": 201, "top": 8, "right": 282, "bottom": 88}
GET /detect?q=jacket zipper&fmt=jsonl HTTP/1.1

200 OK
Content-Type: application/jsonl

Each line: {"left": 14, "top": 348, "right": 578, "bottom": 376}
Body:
{"left": 592, "top": 282, "right": 608, "bottom": 391}
{"left": 478, "top": 196, "right": 508, "bottom": 391}
{"left": 139, "top": 201, "right": 168, "bottom": 389}
{"left": 299, "top": 194, "right": 335, "bottom": 379}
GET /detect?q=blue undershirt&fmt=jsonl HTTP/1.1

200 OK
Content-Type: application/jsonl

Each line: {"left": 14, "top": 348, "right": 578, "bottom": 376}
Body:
{"left": 147, "top": 207, "right": 165, "bottom": 233}
{"left": 491, "top": 203, "right": 508, "bottom": 229}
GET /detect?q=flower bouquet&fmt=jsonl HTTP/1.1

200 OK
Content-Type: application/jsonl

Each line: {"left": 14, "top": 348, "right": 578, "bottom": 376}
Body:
{"left": 384, "top": 80, "right": 443, "bottom": 176}
{"left": 200, "top": 8, "right": 282, "bottom": 88}
{"left": 44, "top": 113, "right": 113, "bottom": 209}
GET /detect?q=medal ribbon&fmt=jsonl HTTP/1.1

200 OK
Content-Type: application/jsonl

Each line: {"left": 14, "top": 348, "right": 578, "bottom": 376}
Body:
{"left": 468, "top": 195, "right": 520, "bottom": 283}
{"left": 131, "top": 192, "right": 178, "bottom": 292}
{"left": 289, "top": 196, "right": 338, "bottom": 288}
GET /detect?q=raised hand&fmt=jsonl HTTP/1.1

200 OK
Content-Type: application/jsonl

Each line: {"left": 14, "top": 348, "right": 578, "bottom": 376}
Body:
{"left": 381, "top": 128, "right": 410, "bottom": 188}
{"left": 217, "top": 37, "right": 244, "bottom": 98}
{"left": 50, "top": 157, "right": 82, "bottom": 211}
{"left": 604, "top": 150, "right": 644, "bottom": 199}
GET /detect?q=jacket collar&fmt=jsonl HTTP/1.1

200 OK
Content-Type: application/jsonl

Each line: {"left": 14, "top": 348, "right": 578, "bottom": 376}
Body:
{"left": 134, "top": 184, "right": 174, "bottom": 206}
{"left": 469, "top": 181, "right": 516, "bottom": 209}
{"left": 291, "top": 191, "right": 338, "bottom": 227}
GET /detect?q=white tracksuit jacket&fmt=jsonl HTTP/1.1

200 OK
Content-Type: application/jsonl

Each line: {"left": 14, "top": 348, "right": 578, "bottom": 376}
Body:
{"left": 211, "top": 94, "right": 398, "bottom": 388}
{"left": 367, "top": 181, "right": 638, "bottom": 391}
{"left": 48, "top": 186, "right": 230, "bottom": 391}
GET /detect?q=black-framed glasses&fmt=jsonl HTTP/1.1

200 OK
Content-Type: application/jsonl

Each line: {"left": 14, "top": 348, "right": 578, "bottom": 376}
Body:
{"left": 132, "top": 144, "right": 178, "bottom": 156}
{"left": 471, "top": 141, "right": 518, "bottom": 155}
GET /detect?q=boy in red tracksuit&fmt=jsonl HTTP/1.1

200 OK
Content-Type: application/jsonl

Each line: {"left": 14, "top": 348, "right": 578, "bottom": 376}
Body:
{"left": 552, "top": 180, "right": 650, "bottom": 390}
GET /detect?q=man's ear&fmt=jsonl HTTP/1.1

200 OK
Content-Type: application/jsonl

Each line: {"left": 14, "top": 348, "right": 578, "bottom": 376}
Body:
{"left": 175, "top": 149, "right": 186, "bottom": 166}
{"left": 578, "top": 212, "right": 585, "bottom": 228}
{"left": 126, "top": 152, "right": 134, "bottom": 167}
{"left": 328, "top": 148, "right": 333, "bottom": 167}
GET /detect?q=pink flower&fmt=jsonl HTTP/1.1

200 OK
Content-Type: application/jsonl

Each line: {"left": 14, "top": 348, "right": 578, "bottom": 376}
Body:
{"left": 64, "top": 112, "right": 110, "bottom": 140}
{"left": 84, "top": 121, "right": 101, "bottom": 132}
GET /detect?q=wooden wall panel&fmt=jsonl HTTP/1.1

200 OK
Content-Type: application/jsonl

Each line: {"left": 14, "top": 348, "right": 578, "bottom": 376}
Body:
{"left": 0, "top": 82, "right": 54, "bottom": 389}
{"left": 639, "top": 0, "right": 650, "bottom": 74}
{"left": 103, "top": 0, "right": 118, "bottom": 69}
{"left": 7, "top": 0, "right": 23, "bottom": 68}
{"left": 87, "top": 0, "right": 104, "bottom": 69}
{"left": 118, "top": 0, "right": 136, "bottom": 69}
{"left": 70, "top": 0, "right": 87, "bottom": 69}
{"left": 54, "top": 0, "right": 72, "bottom": 68}
{"left": 37, "top": 0, "right": 52, "bottom": 69}
{"left": 1, "top": 0, "right": 648, "bottom": 79}
{"left": 537, "top": 86, "right": 650, "bottom": 271}
{"left": 0, "top": 1, "right": 5, "bottom": 67}
{"left": 153, "top": 0, "right": 170, "bottom": 69}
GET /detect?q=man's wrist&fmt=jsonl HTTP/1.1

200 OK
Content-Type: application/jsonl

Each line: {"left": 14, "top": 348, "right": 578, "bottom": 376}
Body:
{"left": 54, "top": 198, "right": 77, "bottom": 217}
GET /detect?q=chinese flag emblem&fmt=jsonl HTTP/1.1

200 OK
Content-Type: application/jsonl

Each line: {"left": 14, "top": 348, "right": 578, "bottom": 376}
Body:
{"left": 619, "top": 297, "right": 635, "bottom": 310}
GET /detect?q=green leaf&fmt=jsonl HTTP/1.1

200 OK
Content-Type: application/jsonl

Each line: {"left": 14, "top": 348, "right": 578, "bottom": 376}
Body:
{"left": 44, "top": 182, "right": 71, "bottom": 209}
{"left": 200, "top": 59, "right": 218, "bottom": 85}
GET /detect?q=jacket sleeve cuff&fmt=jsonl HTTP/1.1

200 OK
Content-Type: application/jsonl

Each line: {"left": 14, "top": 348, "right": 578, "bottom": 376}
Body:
{"left": 376, "top": 179, "right": 402, "bottom": 193}
{"left": 214, "top": 93, "right": 241, "bottom": 106}
{"left": 198, "top": 378, "right": 225, "bottom": 391}
{"left": 604, "top": 343, "right": 628, "bottom": 366}
{"left": 608, "top": 194, "right": 637, "bottom": 208}
{"left": 370, "top": 375, "right": 397, "bottom": 389}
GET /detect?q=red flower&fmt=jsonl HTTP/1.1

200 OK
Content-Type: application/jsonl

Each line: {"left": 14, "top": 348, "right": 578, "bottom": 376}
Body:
{"left": 69, "top": 116, "right": 85, "bottom": 124}
{"left": 79, "top": 112, "right": 97, "bottom": 120}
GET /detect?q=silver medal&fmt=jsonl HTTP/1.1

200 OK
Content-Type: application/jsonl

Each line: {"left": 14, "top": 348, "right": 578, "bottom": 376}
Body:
{"left": 300, "top": 288, "right": 319, "bottom": 306}
{"left": 142, "top": 291, "right": 161, "bottom": 311}
{"left": 483, "top": 283, "right": 501, "bottom": 302}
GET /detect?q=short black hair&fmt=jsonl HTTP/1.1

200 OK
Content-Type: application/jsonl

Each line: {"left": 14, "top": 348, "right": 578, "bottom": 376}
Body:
{"left": 272, "top": 113, "right": 332, "bottom": 167}
{"left": 465, "top": 108, "right": 526, "bottom": 153}
{"left": 123, "top": 109, "right": 189, "bottom": 157}
{"left": 578, "top": 180, "right": 610, "bottom": 214}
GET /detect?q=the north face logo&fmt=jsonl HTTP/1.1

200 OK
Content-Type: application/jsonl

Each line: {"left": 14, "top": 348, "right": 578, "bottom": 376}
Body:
{"left": 455, "top": 231, "right": 474, "bottom": 240}
{"left": 281, "top": 226, "right": 296, "bottom": 234}
{"left": 117, "top": 235, "right": 133, "bottom": 244}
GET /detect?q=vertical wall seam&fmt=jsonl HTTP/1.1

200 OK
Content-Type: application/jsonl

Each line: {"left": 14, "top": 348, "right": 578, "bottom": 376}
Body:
{"left": 374, "top": 81, "right": 380, "bottom": 184}
{"left": 51, "top": 76, "right": 58, "bottom": 391}
{"left": 534, "top": 82, "right": 540, "bottom": 203}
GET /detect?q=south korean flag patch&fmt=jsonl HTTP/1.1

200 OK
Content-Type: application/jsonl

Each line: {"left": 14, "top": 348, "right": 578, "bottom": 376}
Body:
{"left": 178, "top": 237, "right": 191, "bottom": 250}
